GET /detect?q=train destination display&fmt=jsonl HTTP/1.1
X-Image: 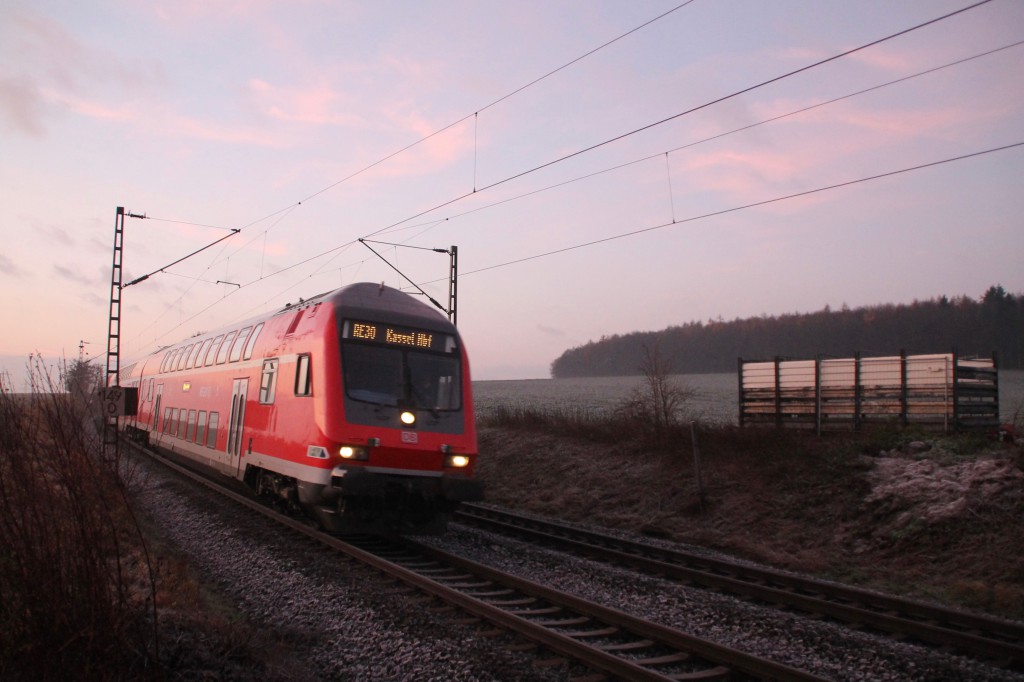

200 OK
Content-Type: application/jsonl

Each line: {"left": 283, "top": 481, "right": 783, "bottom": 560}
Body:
{"left": 345, "top": 320, "right": 454, "bottom": 353}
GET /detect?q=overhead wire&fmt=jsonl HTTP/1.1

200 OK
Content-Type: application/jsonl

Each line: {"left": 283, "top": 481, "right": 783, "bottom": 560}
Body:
{"left": 272, "top": 1, "right": 1009, "bottom": 287}
{"left": 354, "top": 0, "right": 996, "bottom": 243}
{"left": 135, "top": 0, "right": 1002, "bottom": 346}
{"left": 458, "top": 142, "right": 1024, "bottom": 278}
{"left": 295, "top": 31, "right": 1024, "bottom": 299}
{"left": 448, "top": 142, "right": 1024, "bottom": 280}
{"left": 375, "top": 38, "right": 1024, "bottom": 239}
{"left": 208, "top": 1, "right": 700, "bottom": 236}
{"left": 148, "top": 139, "right": 1024, "bottom": 346}
{"left": 129, "top": 1, "right": 699, "bottom": 346}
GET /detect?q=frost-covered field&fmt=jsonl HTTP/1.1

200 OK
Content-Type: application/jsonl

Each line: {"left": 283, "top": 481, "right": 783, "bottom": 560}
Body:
{"left": 473, "top": 374, "right": 738, "bottom": 424}
{"left": 473, "top": 370, "right": 1024, "bottom": 426}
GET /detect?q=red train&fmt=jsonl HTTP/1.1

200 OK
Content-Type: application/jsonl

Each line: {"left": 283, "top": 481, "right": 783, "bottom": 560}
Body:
{"left": 121, "top": 282, "right": 481, "bottom": 533}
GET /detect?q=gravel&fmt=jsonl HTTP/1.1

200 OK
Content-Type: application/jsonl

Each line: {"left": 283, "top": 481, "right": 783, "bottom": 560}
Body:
{"left": 133, "top": 456, "right": 1024, "bottom": 681}
{"left": 422, "top": 522, "right": 1024, "bottom": 682}
{"left": 132, "top": 459, "right": 565, "bottom": 681}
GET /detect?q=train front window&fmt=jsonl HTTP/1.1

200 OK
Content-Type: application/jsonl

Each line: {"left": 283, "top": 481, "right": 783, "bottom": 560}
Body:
{"left": 341, "top": 320, "right": 461, "bottom": 410}
{"left": 342, "top": 345, "right": 403, "bottom": 406}
{"left": 406, "top": 353, "right": 459, "bottom": 410}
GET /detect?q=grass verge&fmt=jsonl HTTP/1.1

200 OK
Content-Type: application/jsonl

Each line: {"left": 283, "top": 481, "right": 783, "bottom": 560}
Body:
{"left": 477, "top": 406, "right": 1024, "bottom": 619}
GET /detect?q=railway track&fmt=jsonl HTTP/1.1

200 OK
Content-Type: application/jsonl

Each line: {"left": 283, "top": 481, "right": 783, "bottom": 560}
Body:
{"left": 454, "top": 503, "right": 1024, "bottom": 671}
{"left": 136, "top": 443, "right": 826, "bottom": 681}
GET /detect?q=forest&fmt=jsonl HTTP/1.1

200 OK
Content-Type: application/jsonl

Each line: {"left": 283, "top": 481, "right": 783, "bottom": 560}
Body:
{"left": 550, "top": 285, "right": 1024, "bottom": 377}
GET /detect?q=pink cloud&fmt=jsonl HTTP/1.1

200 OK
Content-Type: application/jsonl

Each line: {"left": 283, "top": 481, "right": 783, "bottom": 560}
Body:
{"left": 829, "top": 103, "right": 1003, "bottom": 140}
{"left": 756, "top": 94, "right": 1010, "bottom": 145}
{"left": 848, "top": 48, "right": 917, "bottom": 73}
{"left": 358, "top": 104, "right": 474, "bottom": 179}
{"left": 680, "top": 149, "right": 801, "bottom": 198}
{"left": 161, "top": 113, "right": 287, "bottom": 147}
{"left": 45, "top": 89, "right": 136, "bottom": 122}
{"left": 246, "top": 79, "right": 363, "bottom": 127}
{"left": 37, "top": 85, "right": 288, "bottom": 147}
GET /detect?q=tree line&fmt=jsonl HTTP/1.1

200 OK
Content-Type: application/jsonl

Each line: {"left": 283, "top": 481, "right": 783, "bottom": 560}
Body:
{"left": 550, "top": 285, "right": 1024, "bottom": 377}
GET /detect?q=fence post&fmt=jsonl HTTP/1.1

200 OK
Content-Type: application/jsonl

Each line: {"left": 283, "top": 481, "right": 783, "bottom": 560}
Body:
{"left": 900, "top": 349, "right": 908, "bottom": 428}
{"left": 952, "top": 347, "right": 960, "bottom": 432}
{"left": 815, "top": 355, "right": 822, "bottom": 436}
{"left": 854, "top": 352, "right": 862, "bottom": 431}
{"left": 737, "top": 357, "right": 745, "bottom": 427}
{"left": 992, "top": 350, "right": 1000, "bottom": 430}
{"left": 774, "top": 356, "right": 782, "bottom": 429}
{"left": 944, "top": 354, "right": 950, "bottom": 434}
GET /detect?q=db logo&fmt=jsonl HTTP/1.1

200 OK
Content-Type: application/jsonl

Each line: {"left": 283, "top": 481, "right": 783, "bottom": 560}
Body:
{"left": 401, "top": 431, "right": 418, "bottom": 444}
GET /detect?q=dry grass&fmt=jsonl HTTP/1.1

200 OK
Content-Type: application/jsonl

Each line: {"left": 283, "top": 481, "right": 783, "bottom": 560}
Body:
{"left": 0, "top": 363, "right": 159, "bottom": 680}
{"left": 476, "top": 414, "right": 1024, "bottom": 620}
{"left": 0, "top": 361, "right": 291, "bottom": 680}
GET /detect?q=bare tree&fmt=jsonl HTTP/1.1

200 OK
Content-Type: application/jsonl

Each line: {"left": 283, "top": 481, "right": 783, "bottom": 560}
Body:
{"left": 617, "top": 339, "right": 696, "bottom": 445}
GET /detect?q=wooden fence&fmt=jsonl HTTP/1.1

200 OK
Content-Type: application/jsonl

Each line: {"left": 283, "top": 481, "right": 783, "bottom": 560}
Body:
{"left": 738, "top": 352, "right": 999, "bottom": 433}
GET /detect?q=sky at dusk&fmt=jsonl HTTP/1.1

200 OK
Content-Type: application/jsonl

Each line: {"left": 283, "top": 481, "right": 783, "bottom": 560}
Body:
{"left": 2, "top": 0, "right": 1023, "bottom": 389}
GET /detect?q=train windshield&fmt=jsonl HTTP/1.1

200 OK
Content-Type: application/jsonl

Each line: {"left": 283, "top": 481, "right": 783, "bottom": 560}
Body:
{"left": 340, "top": 320, "right": 461, "bottom": 410}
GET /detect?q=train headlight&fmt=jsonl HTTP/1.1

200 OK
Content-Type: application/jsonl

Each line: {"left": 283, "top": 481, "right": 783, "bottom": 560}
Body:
{"left": 339, "top": 445, "right": 369, "bottom": 461}
{"left": 445, "top": 454, "right": 470, "bottom": 468}
{"left": 400, "top": 411, "right": 416, "bottom": 426}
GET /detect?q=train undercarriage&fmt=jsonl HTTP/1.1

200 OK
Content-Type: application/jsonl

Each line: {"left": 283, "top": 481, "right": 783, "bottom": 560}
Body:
{"left": 243, "top": 464, "right": 476, "bottom": 535}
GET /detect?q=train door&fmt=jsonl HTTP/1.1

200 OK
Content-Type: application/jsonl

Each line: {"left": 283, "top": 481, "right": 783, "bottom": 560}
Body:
{"left": 152, "top": 384, "right": 163, "bottom": 433}
{"left": 227, "top": 378, "right": 248, "bottom": 475}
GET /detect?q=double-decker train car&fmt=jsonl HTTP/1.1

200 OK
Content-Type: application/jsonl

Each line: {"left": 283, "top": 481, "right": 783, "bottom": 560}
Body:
{"left": 121, "top": 282, "right": 481, "bottom": 533}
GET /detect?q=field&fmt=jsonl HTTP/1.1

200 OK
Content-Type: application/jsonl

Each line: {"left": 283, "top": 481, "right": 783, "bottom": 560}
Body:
{"left": 474, "top": 370, "right": 1024, "bottom": 426}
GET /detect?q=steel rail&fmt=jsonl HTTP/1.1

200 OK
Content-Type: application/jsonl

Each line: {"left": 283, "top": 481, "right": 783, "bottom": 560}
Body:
{"left": 455, "top": 504, "right": 1024, "bottom": 670}
{"left": 356, "top": 534, "right": 829, "bottom": 682}
{"left": 133, "top": 443, "right": 825, "bottom": 681}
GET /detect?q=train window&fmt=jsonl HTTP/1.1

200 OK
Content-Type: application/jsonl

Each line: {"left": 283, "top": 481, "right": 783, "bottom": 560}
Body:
{"left": 169, "top": 408, "right": 179, "bottom": 435}
{"left": 162, "top": 407, "right": 172, "bottom": 434}
{"left": 194, "top": 339, "right": 213, "bottom": 368}
{"left": 185, "top": 410, "right": 197, "bottom": 441}
{"left": 176, "top": 345, "right": 193, "bottom": 371}
{"left": 342, "top": 344, "right": 402, "bottom": 406}
{"left": 259, "top": 359, "right": 279, "bottom": 404}
{"left": 242, "top": 322, "right": 263, "bottom": 360}
{"left": 216, "top": 331, "right": 238, "bottom": 364}
{"left": 204, "top": 335, "right": 224, "bottom": 366}
{"left": 176, "top": 410, "right": 187, "bottom": 439}
{"left": 407, "top": 353, "right": 461, "bottom": 410}
{"left": 295, "top": 354, "right": 311, "bottom": 396}
{"left": 340, "top": 343, "right": 462, "bottom": 411}
{"left": 206, "top": 412, "right": 219, "bottom": 448}
{"left": 229, "top": 326, "right": 252, "bottom": 362}
{"left": 185, "top": 344, "right": 203, "bottom": 369}
{"left": 197, "top": 411, "right": 207, "bottom": 445}
{"left": 162, "top": 350, "right": 177, "bottom": 373}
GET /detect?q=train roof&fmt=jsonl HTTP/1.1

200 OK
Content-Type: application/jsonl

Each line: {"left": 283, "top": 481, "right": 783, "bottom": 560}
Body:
{"left": 128, "top": 282, "right": 452, "bottom": 367}
{"left": 326, "top": 282, "right": 451, "bottom": 328}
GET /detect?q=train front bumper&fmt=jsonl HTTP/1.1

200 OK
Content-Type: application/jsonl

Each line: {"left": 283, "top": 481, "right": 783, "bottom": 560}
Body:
{"left": 328, "top": 465, "right": 483, "bottom": 502}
